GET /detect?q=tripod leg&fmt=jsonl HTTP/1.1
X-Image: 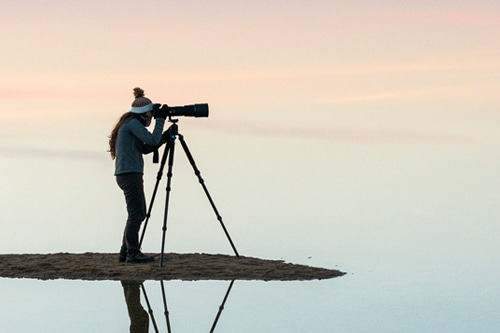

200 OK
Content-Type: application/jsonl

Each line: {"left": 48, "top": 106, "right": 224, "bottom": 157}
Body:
{"left": 210, "top": 280, "right": 235, "bottom": 333}
{"left": 140, "top": 283, "right": 160, "bottom": 333}
{"left": 177, "top": 134, "right": 240, "bottom": 257}
{"left": 160, "top": 139, "right": 176, "bottom": 267}
{"left": 160, "top": 280, "right": 173, "bottom": 333}
{"left": 139, "top": 143, "right": 171, "bottom": 248}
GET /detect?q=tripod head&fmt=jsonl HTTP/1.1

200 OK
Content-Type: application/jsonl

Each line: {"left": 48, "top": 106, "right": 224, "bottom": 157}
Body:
{"left": 165, "top": 117, "right": 179, "bottom": 137}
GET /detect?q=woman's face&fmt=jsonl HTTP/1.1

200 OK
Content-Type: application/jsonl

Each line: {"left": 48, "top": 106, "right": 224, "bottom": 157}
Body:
{"left": 140, "top": 111, "right": 153, "bottom": 127}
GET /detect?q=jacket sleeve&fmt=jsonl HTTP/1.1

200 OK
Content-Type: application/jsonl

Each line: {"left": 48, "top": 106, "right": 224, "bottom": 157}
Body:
{"left": 142, "top": 134, "right": 168, "bottom": 154}
{"left": 129, "top": 118, "right": 166, "bottom": 148}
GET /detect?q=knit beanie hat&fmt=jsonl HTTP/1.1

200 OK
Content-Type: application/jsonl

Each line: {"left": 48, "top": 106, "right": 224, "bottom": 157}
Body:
{"left": 129, "top": 87, "right": 153, "bottom": 114}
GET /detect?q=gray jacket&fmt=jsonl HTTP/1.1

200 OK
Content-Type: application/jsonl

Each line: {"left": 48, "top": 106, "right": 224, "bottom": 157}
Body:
{"left": 114, "top": 117, "right": 166, "bottom": 175}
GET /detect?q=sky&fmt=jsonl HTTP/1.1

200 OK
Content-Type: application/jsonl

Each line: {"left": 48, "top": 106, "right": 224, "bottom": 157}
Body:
{"left": 0, "top": 0, "right": 499, "bottom": 261}
{"left": 2, "top": 1, "right": 498, "bottom": 106}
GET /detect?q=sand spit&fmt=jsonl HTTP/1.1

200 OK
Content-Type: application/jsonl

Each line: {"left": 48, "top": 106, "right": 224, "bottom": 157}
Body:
{"left": 0, "top": 252, "right": 345, "bottom": 281}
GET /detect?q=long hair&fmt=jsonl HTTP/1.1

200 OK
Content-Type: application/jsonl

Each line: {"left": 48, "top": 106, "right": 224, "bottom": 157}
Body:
{"left": 108, "top": 112, "right": 135, "bottom": 160}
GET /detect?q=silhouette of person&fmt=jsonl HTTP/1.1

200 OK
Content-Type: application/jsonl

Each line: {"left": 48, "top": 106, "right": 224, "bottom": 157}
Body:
{"left": 109, "top": 87, "right": 169, "bottom": 263}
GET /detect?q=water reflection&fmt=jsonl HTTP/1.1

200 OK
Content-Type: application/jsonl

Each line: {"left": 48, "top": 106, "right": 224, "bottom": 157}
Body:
{"left": 121, "top": 281, "right": 149, "bottom": 333}
{"left": 122, "top": 280, "right": 235, "bottom": 333}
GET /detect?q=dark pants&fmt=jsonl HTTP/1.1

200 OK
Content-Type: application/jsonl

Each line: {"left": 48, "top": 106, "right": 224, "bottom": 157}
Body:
{"left": 116, "top": 173, "right": 146, "bottom": 256}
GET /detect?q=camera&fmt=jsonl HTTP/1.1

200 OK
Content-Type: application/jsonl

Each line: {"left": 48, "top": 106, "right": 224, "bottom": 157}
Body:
{"left": 153, "top": 103, "right": 209, "bottom": 118}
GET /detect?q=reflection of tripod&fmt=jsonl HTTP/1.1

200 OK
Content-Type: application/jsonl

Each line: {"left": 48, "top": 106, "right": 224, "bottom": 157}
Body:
{"left": 139, "top": 118, "right": 239, "bottom": 267}
{"left": 140, "top": 280, "right": 236, "bottom": 333}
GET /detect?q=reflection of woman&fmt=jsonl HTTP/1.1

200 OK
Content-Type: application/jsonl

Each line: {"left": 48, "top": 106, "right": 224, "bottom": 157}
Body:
{"left": 109, "top": 87, "right": 167, "bottom": 263}
{"left": 121, "top": 280, "right": 149, "bottom": 333}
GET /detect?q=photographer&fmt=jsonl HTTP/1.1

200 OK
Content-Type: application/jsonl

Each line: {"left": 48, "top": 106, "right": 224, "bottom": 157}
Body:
{"left": 108, "top": 87, "right": 169, "bottom": 263}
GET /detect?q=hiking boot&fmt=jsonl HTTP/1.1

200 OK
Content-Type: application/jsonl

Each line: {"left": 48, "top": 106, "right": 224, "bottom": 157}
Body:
{"left": 126, "top": 252, "right": 155, "bottom": 264}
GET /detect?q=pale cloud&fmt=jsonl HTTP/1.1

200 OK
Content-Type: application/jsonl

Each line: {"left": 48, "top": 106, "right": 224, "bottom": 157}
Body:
{"left": 322, "top": 83, "right": 499, "bottom": 105}
{"left": 380, "top": 8, "right": 500, "bottom": 28}
{"left": 0, "top": 146, "right": 107, "bottom": 162}
{"left": 206, "top": 120, "right": 475, "bottom": 146}
{"left": 1, "top": 57, "right": 497, "bottom": 99}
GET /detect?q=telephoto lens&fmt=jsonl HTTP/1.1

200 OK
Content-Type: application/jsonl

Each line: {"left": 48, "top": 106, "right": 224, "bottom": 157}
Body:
{"left": 166, "top": 103, "right": 209, "bottom": 118}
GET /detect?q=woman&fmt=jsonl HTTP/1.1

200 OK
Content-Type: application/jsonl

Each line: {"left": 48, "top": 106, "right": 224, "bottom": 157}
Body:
{"left": 109, "top": 87, "right": 167, "bottom": 263}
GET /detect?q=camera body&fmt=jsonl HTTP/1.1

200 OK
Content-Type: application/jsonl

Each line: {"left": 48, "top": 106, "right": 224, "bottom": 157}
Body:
{"left": 153, "top": 103, "right": 209, "bottom": 118}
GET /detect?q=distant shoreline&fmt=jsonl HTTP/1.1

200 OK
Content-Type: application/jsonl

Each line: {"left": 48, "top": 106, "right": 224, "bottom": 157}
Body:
{"left": 0, "top": 252, "right": 345, "bottom": 281}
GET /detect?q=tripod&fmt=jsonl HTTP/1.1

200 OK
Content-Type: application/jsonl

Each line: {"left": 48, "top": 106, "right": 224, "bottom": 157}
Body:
{"left": 139, "top": 118, "right": 240, "bottom": 266}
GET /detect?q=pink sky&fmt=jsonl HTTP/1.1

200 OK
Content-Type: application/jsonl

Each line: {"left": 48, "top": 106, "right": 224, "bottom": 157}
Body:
{"left": 0, "top": 1, "right": 498, "bottom": 146}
